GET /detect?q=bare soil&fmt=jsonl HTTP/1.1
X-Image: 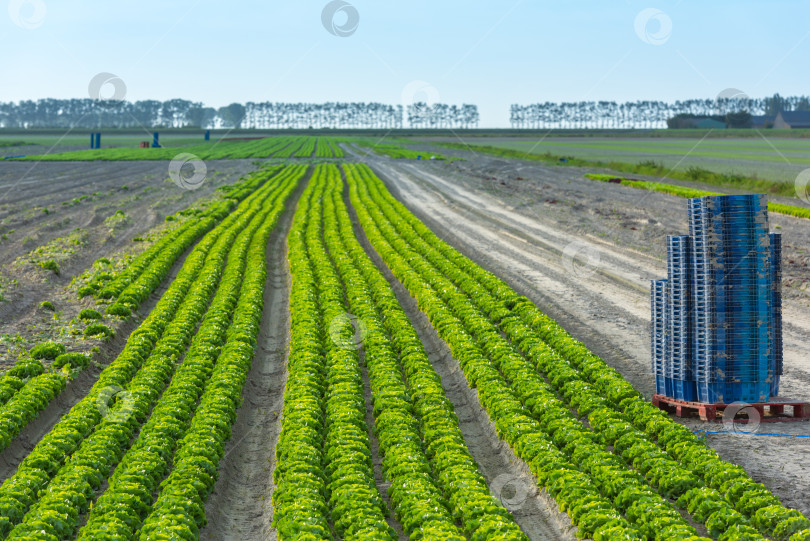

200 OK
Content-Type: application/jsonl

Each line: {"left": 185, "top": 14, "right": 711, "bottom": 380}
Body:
{"left": 0, "top": 157, "right": 262, "bottom": 491}
{"left": 0, "top": 159, "right": 259, "bottom": 367}
{"left": 359, "top": 349, "right": 409, "bottom": 540}
{"left": 0, "top": 246, "right": 190, "bottom": 481}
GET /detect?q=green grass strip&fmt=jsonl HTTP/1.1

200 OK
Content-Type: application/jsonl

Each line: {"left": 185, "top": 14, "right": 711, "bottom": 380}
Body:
{"left": 583, "top": 173, "right": 810, "bottom": 219}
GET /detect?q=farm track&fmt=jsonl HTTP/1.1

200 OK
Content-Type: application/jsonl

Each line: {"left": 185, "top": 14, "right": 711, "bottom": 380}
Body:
{"left": 200, "top": 170, "right": 308, "bottom": 541}
{"left": 345, "top": 187, "right": 575, "bottom": 541}
{"left": 370, "top": 156, "right": 810, "bottom": 395}
{"left": 367, "top": 157, "right": 810, "bottom": 518}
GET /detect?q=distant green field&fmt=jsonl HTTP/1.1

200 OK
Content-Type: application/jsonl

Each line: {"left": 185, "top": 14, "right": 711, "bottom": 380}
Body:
{"left": 12, "top": 137, "right": 284, "bottom": 161}
{"left": 454, "top": 137, "right": 810, "bottom": 183}
{"left": 0, "top": 133, "right": 212, "bottom": 149}
{"left": 8, "top": 135, "right": 351, "bottom": 161}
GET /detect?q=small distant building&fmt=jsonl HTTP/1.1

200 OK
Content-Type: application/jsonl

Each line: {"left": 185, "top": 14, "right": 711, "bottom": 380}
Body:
{"left": 773, "top": 111, "right": 810, "bottom": 129}
{"left": 667, "top": 115, "right": 727, "bottom": 129}
{"left": 694, "top": 118, "right": 726, "bottom": 129}
{"left": 750, "top": 115, "right": 775, "bottom": 129}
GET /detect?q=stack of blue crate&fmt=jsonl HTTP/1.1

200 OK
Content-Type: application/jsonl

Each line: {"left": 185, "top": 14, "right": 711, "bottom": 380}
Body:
{"left": 651, "top": 279, "right": 668, "bottom": 396}
{"left": 770, "top": 232, "right": 783, "bottom": 398}
{"left": 650, "top": 194, "right": 782, "bottom": 404}
{"left": 667, "top": 235, "right": 697, "bottom": 401}
{"left": 690, "top": 195, "right": 772, "bottom": 403}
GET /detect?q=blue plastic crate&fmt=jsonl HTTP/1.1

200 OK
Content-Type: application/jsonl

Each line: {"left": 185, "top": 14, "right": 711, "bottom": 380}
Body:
{"left": 711, "top": 361, "right": 771, "bottom": 379}
{"left": 701, "top": 227, "right": 769, "bottom": 236}
{"left": 691, "top": 258, "right": 770, "bottom": 268}
{"left": 691, "top": 215, "right": 768, "bottom": 228}
{"left": 693, "top": 260, "right": 771, "bottom": 270}
{"left": 710, "top": 346, "right": 768, "bottom": 359}
{"left": 694, "top": 359, "right": 771, "bottom": 384}
{"left": 667, "top": 242, "right": 693, "bottom": 381}
{"left": 770, "top": 232, "right": 783, "bottom": 377}
{"left": 650, "top": 279, "right": 669, "bottom": 376}
{"left": 655, "top": 374, "right": 667, "bottom": 395}
{"left": 667, "top": 196, "right": 779, "bottom": 404}
{"left": 671, "top": 379, "right": 698, "bottom": 402}
{"left": 695, "top": 235, "right": 769, "bottom": 245}
{"left": 695, "top": 268, "right": 771, "bottom": 278}
{"left": 712, "top": 334, "right": 770, "bottom": 350}
{"left": 718, "top": 363, "right": 772, "bottom": 376}
{"left": 696, "top": 380, "right": 770, "bottom": 404}
{"left": 692, "top": 259, "right": 770, "bottom": 270}
{"left": 703, "top": 302, "right": 772, "bottom": 313}
{"left": 689, "top": 194, "right": 768, "bottom": 211}
{"left": 665, "top": 377, "right": 675, "bottom": 398}
{"left": 697, "top": 301, "right": 771, "bottom": 313}
{"left": 707, "top": 216, "right": 769, "bottom": 225}
{"left": 723, "top": 372, "right": 774, "bottom": 383}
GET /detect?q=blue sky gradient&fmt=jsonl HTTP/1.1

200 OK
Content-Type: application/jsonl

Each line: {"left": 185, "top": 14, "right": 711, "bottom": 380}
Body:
{"left": 2, "top": 0, "right": 808, "bottom": 127}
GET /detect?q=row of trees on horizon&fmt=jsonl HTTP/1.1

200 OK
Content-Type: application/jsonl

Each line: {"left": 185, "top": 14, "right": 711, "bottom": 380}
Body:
{"left": 0, "top": 94, "right": 806, "bottom": 129}
{"left": 509, "top": 94, "right": 810, "bottom": 129}
{"left": 0, "top": 100, "right": 480, "bottom": 130}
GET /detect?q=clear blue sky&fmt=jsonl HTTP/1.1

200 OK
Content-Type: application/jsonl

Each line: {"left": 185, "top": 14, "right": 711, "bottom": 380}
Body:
{"left": 2, "top": 0, "right": 808, "bottom": 127}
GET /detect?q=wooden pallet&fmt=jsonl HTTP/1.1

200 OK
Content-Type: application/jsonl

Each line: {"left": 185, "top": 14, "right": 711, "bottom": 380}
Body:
{"left": 652, "top": 395, "right": 810, "bottom": 422}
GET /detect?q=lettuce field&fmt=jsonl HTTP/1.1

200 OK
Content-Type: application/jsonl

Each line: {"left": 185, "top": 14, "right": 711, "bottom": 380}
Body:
{"left": 0, "top": 142, "right": 807, "bottom": 541}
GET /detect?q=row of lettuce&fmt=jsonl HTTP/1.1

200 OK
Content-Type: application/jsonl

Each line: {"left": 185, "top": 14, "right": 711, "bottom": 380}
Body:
{"left": 276, "top": 166, "right": 394, "bottom": 539}
{"left": 315, "top": 137, "right": 345, "bottom": 158}
{"left": 274, "top": 164, "right": 528, "bottom": 539}
{"left": 346, "top": 163, "right": 810, "bottom": 541}
{"left": 583, "top": 173, "right": 810, "bottom": 220}
{"left": 0, "top": 165, "right": 306, "bottom": 539}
